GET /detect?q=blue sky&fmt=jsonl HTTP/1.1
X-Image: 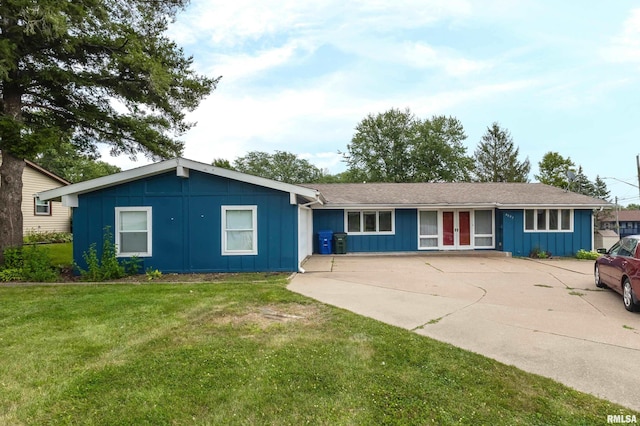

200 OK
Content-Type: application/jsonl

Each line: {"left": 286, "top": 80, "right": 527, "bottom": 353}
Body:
{"left": 102, "top": 1, "right": 640, "bottom": 205}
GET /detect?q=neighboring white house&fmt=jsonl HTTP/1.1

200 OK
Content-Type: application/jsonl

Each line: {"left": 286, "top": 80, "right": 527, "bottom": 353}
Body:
{"left": 0, "top": 153, "right": 71, "bottom": 234}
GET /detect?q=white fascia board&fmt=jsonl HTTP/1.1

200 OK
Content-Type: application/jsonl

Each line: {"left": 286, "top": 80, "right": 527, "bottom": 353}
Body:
{"left": 314, "top": 203, "right": 500, "bottom": 210}
{"left": 496, "top": 203, "right": 613, "bottom": 209}
{"left": 36, "top": 157, "right": 324, "bottom": 204}
{"left": 36, "top": 159, "right": 181, "bottom": 201}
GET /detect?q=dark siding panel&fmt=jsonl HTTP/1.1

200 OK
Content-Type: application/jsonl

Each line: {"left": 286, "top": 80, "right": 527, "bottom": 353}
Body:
{"left": 498, "top": 209, "right": 593, "bottom": 257}
{"left": 312, "top": 209, "right": 417, "bottom": 253}
{"left": 73, "top": 171, "right": 299, "bottom": 273}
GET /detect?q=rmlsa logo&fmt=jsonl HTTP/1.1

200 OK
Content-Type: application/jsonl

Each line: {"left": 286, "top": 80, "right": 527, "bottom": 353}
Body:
{"left": 607, "top": 414, "right": 638, "bottom": 424}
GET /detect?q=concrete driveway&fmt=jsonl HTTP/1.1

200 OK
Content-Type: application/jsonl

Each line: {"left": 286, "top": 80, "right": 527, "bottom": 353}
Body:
{"left": 288, "top": 254, "right": 640, "bottom": 412}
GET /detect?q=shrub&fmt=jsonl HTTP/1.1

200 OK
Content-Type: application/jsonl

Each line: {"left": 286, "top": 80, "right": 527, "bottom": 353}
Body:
{"left": 3, "top": 247, "right": 23, "bottom": 269}
{"left": 145, "top": 267, "right": 162, "bottom": 281}
{"left": 576, "top": 249, "right": 600, "bottom": 260}
{"left": 1, "top": 245, "right": 59, "bottom": 282}
{"left": 77, "top": 227, "right": 125, "bottom": 281}
{"left": 24, "top": 231, "right": 72, "bottom": 244}
{"left": 529, "top": 247, "right": 552, "bottom": 259}
{"left": 0, "top": 268, "right": 23, "bottom": 282}
{"left": 122, "top": 256, "right": 142, "bottom": 275}
{"left": 21, "top": 245, "right": 59, "bottom": 282}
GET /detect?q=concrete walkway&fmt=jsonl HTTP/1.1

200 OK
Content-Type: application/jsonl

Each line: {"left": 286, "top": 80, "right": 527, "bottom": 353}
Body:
{"left": 288, "top": 254, "right": 640, "bottom": 412}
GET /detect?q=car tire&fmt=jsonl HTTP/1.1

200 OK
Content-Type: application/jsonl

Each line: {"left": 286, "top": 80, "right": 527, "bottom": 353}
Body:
{"left": 622, "top": 278, "right": 638, "bottom": 312}
{"left": 594, "top": 265, "right": 606, "bottom": 288}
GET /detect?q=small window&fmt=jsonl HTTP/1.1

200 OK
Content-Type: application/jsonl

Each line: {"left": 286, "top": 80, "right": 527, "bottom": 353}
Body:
{"left": 222, "top": 206, "right": 257, "bottom": 255}
{"left": 548, "top": 209, "right": 559, "bottom": 230}
{"left": 525, "top": 210, "right": 534, "bottom": 230}
{"left": 347, "top": 212, "right": 360, "bottom": 233}
{"left": 35, "top": 198, "right": 51, "bottom": 216}
{"left": 344, "top": 210, "right": 395, "bottom": 234}
{"left": 115, "top": 207, "right": 152, "bottom": 257}
{"left": 561, "top": 210, "right": 571, "bottom": 230}
{"left": 536, "top": 210, "right": 547, "bottom": 230}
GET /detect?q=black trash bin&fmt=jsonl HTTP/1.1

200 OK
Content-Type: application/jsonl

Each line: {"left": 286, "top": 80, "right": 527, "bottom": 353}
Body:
{"left": 333, "top": 232, "right": 348, "bottom": 254}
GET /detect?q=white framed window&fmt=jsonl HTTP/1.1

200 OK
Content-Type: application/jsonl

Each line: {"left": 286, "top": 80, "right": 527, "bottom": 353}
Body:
{"left": 418, "top": 210, "right": 438, "bottom": 248}
{"left": 115, "top": 207, "right": 152, "bottom": 257}
{"left": 344, "top": 210, "right": 395, "bottom": 235}
{"left": 222, "top": 206, "right": 257, "bottom": 255}
{"left": 474, "top": 210, "right": 494, "bottom": 247}
{"left": 524, "top": 209, "right": 573, "bottom": 232}
{"left": 35, "top": 198, "right": 51, "bottom": 216}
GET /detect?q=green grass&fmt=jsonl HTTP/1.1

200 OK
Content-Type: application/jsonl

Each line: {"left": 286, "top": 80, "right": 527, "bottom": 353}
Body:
{"left": 0, "top": 276, "right": 636, "bottom": 425}
{"left": 41, "top": 242, "right": 73, "bottom": 266}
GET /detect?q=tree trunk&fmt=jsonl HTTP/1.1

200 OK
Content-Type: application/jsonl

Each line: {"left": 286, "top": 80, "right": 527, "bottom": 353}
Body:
{"left": 0, "top": 152, "right": 25, "bottom": 264}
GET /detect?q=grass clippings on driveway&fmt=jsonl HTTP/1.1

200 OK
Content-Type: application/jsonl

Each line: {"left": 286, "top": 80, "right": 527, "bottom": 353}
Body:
{"left": 0, "top": 275, "right": 636, "bottom": 425}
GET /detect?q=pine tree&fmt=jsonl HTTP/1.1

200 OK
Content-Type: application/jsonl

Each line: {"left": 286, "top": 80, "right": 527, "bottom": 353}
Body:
{"left": 0, "top": 0, "right": 218, "bottom": 262}
{"left": 473, "top": 123, "right": 530, "bottom": 182}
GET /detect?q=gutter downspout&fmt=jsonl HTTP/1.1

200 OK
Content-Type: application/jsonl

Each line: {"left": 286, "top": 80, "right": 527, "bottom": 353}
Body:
{"left": 298, "top": 196, "right": 324, "bottom": 273}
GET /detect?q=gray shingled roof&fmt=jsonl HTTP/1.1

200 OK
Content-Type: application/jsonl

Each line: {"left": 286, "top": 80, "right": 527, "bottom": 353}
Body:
{"left": 303, "top": 182, "right": 611, "bottom": 208}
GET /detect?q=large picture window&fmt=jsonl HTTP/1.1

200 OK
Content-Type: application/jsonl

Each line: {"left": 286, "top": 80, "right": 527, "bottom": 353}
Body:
{"left": 222, "top": 206, "right": 257, "bottom": 255}
{"left": 345, "top": 210, "right": 394, "bottom": 234}
{"left": 524, "top": 209, "right": 572, "bottom": 232}
{"left": 115, "top": 207, "right": 152, "bottom": 257}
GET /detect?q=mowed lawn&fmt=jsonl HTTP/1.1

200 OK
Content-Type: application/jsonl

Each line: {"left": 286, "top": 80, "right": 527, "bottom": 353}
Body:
{"left": 0, "top": 276, "right": 635, "bottom": 425}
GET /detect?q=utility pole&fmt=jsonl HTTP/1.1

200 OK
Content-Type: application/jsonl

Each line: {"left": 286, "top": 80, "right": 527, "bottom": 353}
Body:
{"left": 637, "top": 154, "right": 640, "bottom": 203}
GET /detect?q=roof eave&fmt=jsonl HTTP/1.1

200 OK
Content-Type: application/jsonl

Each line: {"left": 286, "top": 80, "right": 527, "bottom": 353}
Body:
{"left": 36, "top": 157, "right": 322, "bottom": 202}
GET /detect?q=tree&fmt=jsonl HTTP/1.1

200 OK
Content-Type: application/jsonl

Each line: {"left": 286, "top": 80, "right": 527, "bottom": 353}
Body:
{"left": 211, "top": 158, "right": 234, "bottom": 170}
{"left": 473, "top": 122, "right": 530, "bottom": 182}
{"left": 344, "top": 108, "right": 415, "bottom": 182}
{"left": 535, "top": 152, "right": 575, "bottom": 188}
{"left": 343, "top": 108, "right": 474, "bottom": 182}
{"left": 570, "top": 166, "right": 596, "bottom": 197}
{"left": 592, "top": 176, "right": 611, "bottom": 201}
{"left": 30, "top": 142, "right": 121, "bottom": 183}
{"left": 0, "top": 0, "right": 218, "bottom": 262}
{"left": 232, "top": 151, "right": 324, "bottom": 184}
{"left": 412, "top": 115, "right": 474, "bottom": 182}
{"left": 625, "top": 203, "right": 640, "bottom": 210}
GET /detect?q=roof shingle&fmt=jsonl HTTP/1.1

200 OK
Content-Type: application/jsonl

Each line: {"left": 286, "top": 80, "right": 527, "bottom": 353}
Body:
{"left": 303, "top": 182, "right": 611, "bottom": 207}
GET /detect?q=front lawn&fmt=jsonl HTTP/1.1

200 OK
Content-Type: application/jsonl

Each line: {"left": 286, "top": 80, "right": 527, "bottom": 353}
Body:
{"left": 0, "top": 276, "right": 635, "bottom": 425}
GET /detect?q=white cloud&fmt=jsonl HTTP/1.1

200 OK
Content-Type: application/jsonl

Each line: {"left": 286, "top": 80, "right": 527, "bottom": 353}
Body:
{"left": 602, "top": 8, "right": 640, "bottom": 64}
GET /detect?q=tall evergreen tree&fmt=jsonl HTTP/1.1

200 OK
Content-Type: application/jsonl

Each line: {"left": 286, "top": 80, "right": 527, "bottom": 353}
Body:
{"left": 473, "top": 123, "right": 530, "bottom": 182}
{"left": 592, "top": 176, "right": 611, "bottom": 201}
{"left": 0, "top": 0, "right": 218, "bottom": 261}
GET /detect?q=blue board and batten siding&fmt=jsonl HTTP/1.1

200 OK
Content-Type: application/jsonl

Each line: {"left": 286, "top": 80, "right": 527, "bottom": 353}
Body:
{"left": 313, "top": 208, "right": 594, "bottom": 256}
{"left": 313, "top": 209, "right": 418, "bottom": 252}
{"left": 73, "top": 170, "right": 299, "bottom": 273}
{"left": 498, "top": 209, "right": 593, "bottom": 257}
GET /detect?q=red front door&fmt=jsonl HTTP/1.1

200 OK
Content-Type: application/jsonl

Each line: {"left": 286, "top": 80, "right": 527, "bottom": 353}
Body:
{"left": 443, "top": 211, "right": 471, "bottom": 248}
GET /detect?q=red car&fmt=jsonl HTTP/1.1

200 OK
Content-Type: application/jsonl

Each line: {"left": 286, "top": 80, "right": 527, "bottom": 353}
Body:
{"left": 595, "top": 236, "right": 640, "bottom": 312}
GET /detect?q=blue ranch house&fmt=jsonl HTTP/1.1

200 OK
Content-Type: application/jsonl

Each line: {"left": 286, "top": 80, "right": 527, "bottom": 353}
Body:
{"left": 37, "top": 158, "right": 611, "bottom": 273}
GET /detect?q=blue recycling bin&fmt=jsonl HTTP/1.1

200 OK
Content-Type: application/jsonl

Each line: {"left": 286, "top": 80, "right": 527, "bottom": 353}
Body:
{"left": 318, "top": 230, "right": 333, "bottom": 255}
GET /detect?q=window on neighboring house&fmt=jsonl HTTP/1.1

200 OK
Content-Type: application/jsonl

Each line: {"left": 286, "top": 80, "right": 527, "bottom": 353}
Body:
{"left": 524, "top": 209, "right": 573, "bottom": 232}
{"left": 35, "top": 198, "right": 51, "bottom": 216}
{"left": 222, "top": 206, "right": 257, "bottom": 255}
{"left": 345, "top": 210, "right": 395, "bottom": 234}
{"left": 115, "top": 207, "right": 152, "bottom": 257}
